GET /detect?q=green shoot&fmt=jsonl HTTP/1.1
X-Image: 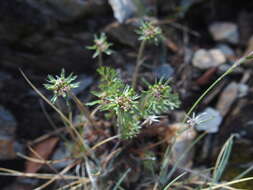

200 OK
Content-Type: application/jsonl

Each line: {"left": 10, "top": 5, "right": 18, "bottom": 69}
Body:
{"left": 88, "top": 66, "right": 180, "bottom": 139}
{"left": 44, "top": 69, "right": 79, "bottom": 104}
{"left": 87, "top": 33, "right": 113, "bottom": 66}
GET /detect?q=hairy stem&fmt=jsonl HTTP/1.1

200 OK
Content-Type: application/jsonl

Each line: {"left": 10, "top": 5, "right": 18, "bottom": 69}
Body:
{"left": 98, "top": 52, "right": 103, "bottom": 67}
{"left": 132, "top": 40, "right": 146, "bottom": 89}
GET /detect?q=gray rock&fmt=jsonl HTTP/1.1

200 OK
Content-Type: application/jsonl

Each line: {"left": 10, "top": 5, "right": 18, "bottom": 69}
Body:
{"left": 216, "top": 44, "right": 235, "bottom": 58}
{"left": 209, "top": 22, "right": 239, "bottom": 44}
{"left": 238, "top": 83, "right": 249, "bottom": 98}
{"left": 0, "top": 72, "right": 12, "bottom": 90}
{"left": 109, "top": 0, "right": 137, "bottom": 23}
{"left": 154, "top": 64, "right": 175, "bottom": 79}
{"left": 195, "top": 107, "right": 222, "bottom": 133}
{"left": 192, "top": 49, "right": 226, "bottom": 69}
{"left": 105, "top": 21, "right": 138, "bottom": 48}
{"left": 51, "top": 142, "right": 72, "bottom": 169}
{"left": 216, "top": 82, "right": 239, "bottom": 117}
{"left": 26, "top": 0, "right": 106, "bottom": 22}
{"left": 72, "top": 75, "right": 93, "bottom": 95}
{"left": 0, "top": 106, "right": 20, "bottom": 159}
{"left": 170, "top": 123, "right": 196, "bottom": 168}
{"left": 0, "top": 106, "right": 17, "bottom": 137}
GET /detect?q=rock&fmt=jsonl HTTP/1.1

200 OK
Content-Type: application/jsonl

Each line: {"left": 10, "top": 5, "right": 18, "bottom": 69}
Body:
{"left": 105, "top": 21, "right": 139, "bottom": 48}
{"left": 209, "top": 22, "right": 239, "bottom": 44}
{"left": 195, "top": 107, "right": 222, "bottom": 133}
{"left": 51, "top": 142, "right": 72, "bottom": 169}
{"left": 3, "top": 182, "right": 34, "bottom": 190}
{"left": 169, "top": 123, "right": 197, "bottom": 168}
{"left": 0, "top": 72, "right": 12, "bottom": 90}
{"left": 2, "top": 40, "right": 94, "bottom": 72}
{"left": 109, "top": 0, "right": 137, "bottom": 23}
{"left": 0, "top": 106, "right": 19, "bottom": 159}
{"left": 0, "top": 1, "right": 103, "bottom": 72}
{"left": 244, "top": 35, "right": 253, "bottom": 56}
{"left": 36, "top": 0, "right": 106, "bottom": 22}
{"left": 0, "top": 106, "right": 17, "bottom": 137}
{"left": 216, "top": 44, "right": 235, "bottom": 59}
{"left": 218, "top": 64, "right": 243, "bottom": 74}
{"left": 216, "top": 82, "right": 239, "bottom": 117}
{"left": 192, "top": 49, "right": 226, "bottom": 69}
{"left": 238, "top": 83, "right": 249, "bottom": 98}
{"left": 0, "top": 0, "right": 55, "bottom": 43}
{"left": 72, "top": 74, "right": 93, "bottom": 95}
{"left": 154, "top": 64, "right": 175, "bottom": 79}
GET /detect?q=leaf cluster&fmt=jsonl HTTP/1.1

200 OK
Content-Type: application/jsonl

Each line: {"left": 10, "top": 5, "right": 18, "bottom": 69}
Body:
{"left": 87, "top": 33, "right": 113, "bottom": 58}
{"left": 88, "top": 67, "right": 180, "bottom": 139}
{"left": 136, "top": 21, "right": 162, "bottom": 45}
{"left": 44, "top": 69, "right": 79, "bottom": 103}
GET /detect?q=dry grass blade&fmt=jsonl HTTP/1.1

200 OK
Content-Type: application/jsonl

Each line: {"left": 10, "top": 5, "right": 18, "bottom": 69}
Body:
{"left": 17, "top": 152, "right": 70, "bottom": 165}
{"left": 34, "top": 161, "right": 78, "bottom": 190}
{"left": 163, "top": 172, "right": 187, "bottom": 190}
{"left": 91, "top": 135, "right": 120, "bottom": 150}
{"left": 0, "top": 167, "right": 88, "bottom": 180}
{"left": 20, "top": 69, "right": 91, "bottom": 154}
{"left": 202, "top": 177, "right": 253, "bottom": 190}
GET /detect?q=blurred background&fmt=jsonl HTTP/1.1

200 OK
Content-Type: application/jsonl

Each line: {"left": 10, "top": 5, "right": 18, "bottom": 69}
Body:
{"left": 1, "top": 0, "right": 253, "bottom": 189}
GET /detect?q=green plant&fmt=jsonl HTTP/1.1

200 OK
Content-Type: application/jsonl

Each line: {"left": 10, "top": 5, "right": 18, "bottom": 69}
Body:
{"left": 44, "top": 69, "right": 79, "bottom": 103}
{"left": 87, "top": 33, "right": 113, "bottom": 66}
{"left": 132, "top": 21, "right": 163, "bottom": 89}
{"left": 87, "top": 66, "right": 180, "bottom": 139}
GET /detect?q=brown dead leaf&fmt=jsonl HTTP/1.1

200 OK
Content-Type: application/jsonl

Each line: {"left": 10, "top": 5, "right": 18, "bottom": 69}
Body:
{"left": 25, "top": 137, "right": 59, "bottom": 173}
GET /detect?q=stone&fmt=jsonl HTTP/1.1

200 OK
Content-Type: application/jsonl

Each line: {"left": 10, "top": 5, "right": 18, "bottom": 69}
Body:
{"left": 238, "top": 83, "right": 249, "bottom": 98}
{"left": 209, "top": 22, "right": 239, "bottom": 44}
{"left": 0, "top": 1, "right": 102, "bottom": 72}
{"left": 0, "top": 106, "right": 17, "bottom": 137}
{"left": 216, "top": 82, "right": 239, "bottom": 117}
{"left": 192, "top": 49, "right": 226, "bottom": 69}
{"left": 72, "top": 75, "right": 93, "bottom": 95}
{"left": 169, "top": 123, "right": 197, "bottom": 168}
{"left": 105, "top": 21, "right": 139, "bottom": 48}
{"left": 154, "top": 64, "right": 175, "bottom": 79}
{"left": 39, "top": 0, "right": 106, "bottom": 21}
{"left": 195, "top": 107, "right": 222, "bottom": 133}
{"left": 51, "top": 142, "right": 72, "bottom": 169}
{"left": 216, "top": 44, "right": 235, "bottom": 59}
{"left": 0, "top": 72, "right": 12, "bottom": 90}
{"left": 0, "top": 106, "right": 19, "bottom": 159}
{"left": 109, "top": 0, "right": 137, "bottom": 23}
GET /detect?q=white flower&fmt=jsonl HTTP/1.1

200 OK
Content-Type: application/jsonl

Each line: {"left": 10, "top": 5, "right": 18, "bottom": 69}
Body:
{"left": 141, "top": 115, "right": 161, "bottom": 126}
{"left": 186, "top": 112, "right": 209, "bottom": 127}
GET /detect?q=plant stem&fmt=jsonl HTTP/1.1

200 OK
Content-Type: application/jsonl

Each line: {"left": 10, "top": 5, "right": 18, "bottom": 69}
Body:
{"left": 98, "top": 52, "right": 103, "bottom": 67}
{"left": 132, "top": 40, "right": 146, "bottom": 89}
{"left": 69, "top": 92, "right": 96, "bottom": 128}
{"left": 183, "top": 57, "right": 247, "bottom": 123}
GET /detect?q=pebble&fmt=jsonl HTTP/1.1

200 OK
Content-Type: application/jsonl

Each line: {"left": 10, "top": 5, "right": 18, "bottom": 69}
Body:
{"left": 238, "top": 83, "right": 249, "bottom": 97}
{"left": 51, "top": 142, "right": 72, "bottom": 169}
{"left": 216, "top": 44, "right": 235, "bottom": 58}
{"left": 109, "top": 0, "right": 136, "bottom": 23}
{"left": 154, "top": 64, "right": 175, "bottom": 79}
{"left": 0, "top": 106, "right": 19, "bottom": 159}
{"left": 209, "top": 22, "right": 239, "bottom": 44}
{"left": 169, "top": 123, "right": 197, "bottom": 168}
{"left": 216, "top": 82, "right": 239, "bottom": 116}
{"left": 195, "top": 107, "right": 222, "bottom": 133}
{"left": 192, "top": 49, "right": 226, "bottom": 69}
{"left": 71, "top": 75, "right": 93, "bottom": 95}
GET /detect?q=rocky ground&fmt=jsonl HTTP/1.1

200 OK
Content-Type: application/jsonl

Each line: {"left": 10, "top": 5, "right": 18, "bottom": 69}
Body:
{"left": 1, "top": 0, "right": 253, "bottom": 189}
